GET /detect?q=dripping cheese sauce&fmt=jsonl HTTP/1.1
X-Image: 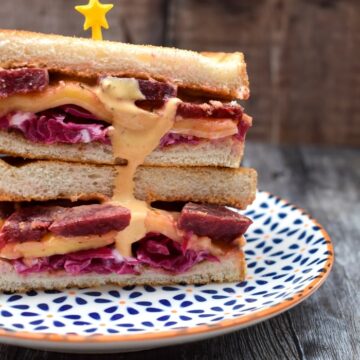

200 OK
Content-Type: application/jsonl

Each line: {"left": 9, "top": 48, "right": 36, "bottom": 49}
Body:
{"left": 96, "top": 77, "right": 183, "bottom": 257}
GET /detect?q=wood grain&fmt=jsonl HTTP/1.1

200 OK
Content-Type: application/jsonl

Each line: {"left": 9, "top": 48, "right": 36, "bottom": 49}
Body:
{"left": 166, "top": 0, "right": 360, "bottom": 146}
{"left": 0, "top": 0, "right": 165, "bottom": 43}
{"left": 0, "top": 143, "right": 359, "bottom": 359}
{"left": 0, "top": 0, "right": 359, "bottom": 146}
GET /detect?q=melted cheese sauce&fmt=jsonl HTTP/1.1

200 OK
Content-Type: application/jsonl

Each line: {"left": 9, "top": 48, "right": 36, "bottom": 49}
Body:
{"left": 0, "top": 81, "right": 238, "bottom": 140}
{"left": 0, "top": 77, "right": 243, "bottom": 260}
{"left": 0, "top": 232, "right": 116, "bottom": 259}
{"left": 0, "top": 82, "right": 112, "bottom": 120}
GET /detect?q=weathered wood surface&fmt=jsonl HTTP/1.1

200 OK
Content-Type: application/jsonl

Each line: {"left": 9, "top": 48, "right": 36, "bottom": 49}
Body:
{"left": 0, "top": 143, "right": 359, "bottom": 359}
{"left": 0, "top": 0, "right": 359, "bottom": 146}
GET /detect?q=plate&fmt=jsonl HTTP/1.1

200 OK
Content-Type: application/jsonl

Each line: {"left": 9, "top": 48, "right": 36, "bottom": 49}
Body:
{"left": 0, "top": 191, "right": 333, "bottom": 353}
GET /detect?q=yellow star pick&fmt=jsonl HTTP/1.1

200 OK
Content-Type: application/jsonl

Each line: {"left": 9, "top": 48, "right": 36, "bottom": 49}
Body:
{"left": 75, "top": 0, "right": 114, "bottom": 40}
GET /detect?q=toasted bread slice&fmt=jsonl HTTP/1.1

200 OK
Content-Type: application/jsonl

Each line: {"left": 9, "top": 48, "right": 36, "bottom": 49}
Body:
{"left": 0, "top": 29, "right": 249, "bottom": 100}
{"left": 0, "top": 131, "right": 244, "bottom": 167}
{"left": 145, "top": 138, "right": 244, "bottom": 168}
{"left": 0, "top": 250, "right": 245, "bottom": 292}
{"left": 0, "top": 159, "right": 257, "bottom": 209}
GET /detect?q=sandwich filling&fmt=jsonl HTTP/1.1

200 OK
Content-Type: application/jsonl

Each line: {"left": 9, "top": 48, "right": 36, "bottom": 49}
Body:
{"left": 0, "top": 202, "right": 251, "bottom": 275}
{"left": 0, "top": 68, "right": 251, "bottom": 151}
{"left": 0, "top": 67, "right": 253, "bottom": 277}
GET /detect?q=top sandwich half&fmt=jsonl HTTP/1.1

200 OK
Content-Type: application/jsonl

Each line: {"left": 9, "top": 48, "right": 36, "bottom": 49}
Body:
{"left": 0, "top": 30, "right": 251, "bottom": 167}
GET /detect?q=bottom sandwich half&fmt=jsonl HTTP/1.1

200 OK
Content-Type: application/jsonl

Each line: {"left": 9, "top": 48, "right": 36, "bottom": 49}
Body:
{"left": 0, "top": 201, "right": 249, "bottom": 292}
{"left": 0, "top": 159, "right": 256, "bottom": 291}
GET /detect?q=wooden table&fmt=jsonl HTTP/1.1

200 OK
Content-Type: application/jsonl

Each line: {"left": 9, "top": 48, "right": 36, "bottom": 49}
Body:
{"left": 1, "top": 143, "right": 359, "bottom": 359}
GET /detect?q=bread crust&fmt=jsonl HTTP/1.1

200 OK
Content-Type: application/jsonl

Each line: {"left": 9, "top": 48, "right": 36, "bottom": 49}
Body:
{"left": 135, "top": 166, "right": 257, "bottom": 208}
{"left": 0, "top": 29, "right": 249, "bottom": 100}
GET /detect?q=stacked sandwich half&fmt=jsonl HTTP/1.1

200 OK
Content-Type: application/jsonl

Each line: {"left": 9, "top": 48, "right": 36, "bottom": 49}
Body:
{"left": 0, "top": 30, "right": 257, "bottom": 291}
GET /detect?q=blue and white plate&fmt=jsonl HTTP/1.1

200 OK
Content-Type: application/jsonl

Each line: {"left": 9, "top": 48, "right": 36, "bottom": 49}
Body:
{"left": 0, "top": 191, "right": 333, "bottom": 353}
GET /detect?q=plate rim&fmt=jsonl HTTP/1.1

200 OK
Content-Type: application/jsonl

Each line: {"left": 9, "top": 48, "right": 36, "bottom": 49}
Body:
{"left": 0, "top": 191, "right": 334, "bottom": 345}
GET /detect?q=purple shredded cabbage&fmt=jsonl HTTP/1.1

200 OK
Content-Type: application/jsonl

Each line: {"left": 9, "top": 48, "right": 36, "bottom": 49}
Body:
{"left": 60, "top": 105, "right": 98, "bottom": 120}
{"left": 234, "top": 120, "right": 250, "bottom": 141}
{"left": 13, "top": 247, "right": 137, "bottom": 275}
{"left": 0, "top": 106, "right": 110, "bottom": 145}
{"left": 134, "top": 233, "right": 218, "bottom": 274}
{"left": 11, "top": 234, "right": 217, "bottom": 275}
{"left": 159, "top": 133, "right": 201, "bottom": 148}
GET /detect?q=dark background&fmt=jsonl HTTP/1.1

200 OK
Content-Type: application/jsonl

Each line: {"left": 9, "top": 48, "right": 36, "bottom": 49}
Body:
{"left": 1, "top": 0, "right": 359, "bottom": 146}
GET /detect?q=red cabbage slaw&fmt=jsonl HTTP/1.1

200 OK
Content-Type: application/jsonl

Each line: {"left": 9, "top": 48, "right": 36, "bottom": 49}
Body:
{"left": 0, "top": 106, "right": 110, "bottom": 145}
{"left": 0, "top": 105, "right": 248, "bottom": 147}
{"left": 12, "top": 234, "right": 217, "bottom": 275}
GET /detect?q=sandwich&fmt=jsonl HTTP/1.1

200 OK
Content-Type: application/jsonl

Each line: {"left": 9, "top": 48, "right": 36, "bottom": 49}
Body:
{"left": 0, "top": 30, "right": 257, "bottom": 292}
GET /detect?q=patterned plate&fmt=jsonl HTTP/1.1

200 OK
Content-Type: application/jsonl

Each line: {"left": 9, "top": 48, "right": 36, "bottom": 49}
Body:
{"left": 0, "top": 191, "right": 333, "bottom": 353}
